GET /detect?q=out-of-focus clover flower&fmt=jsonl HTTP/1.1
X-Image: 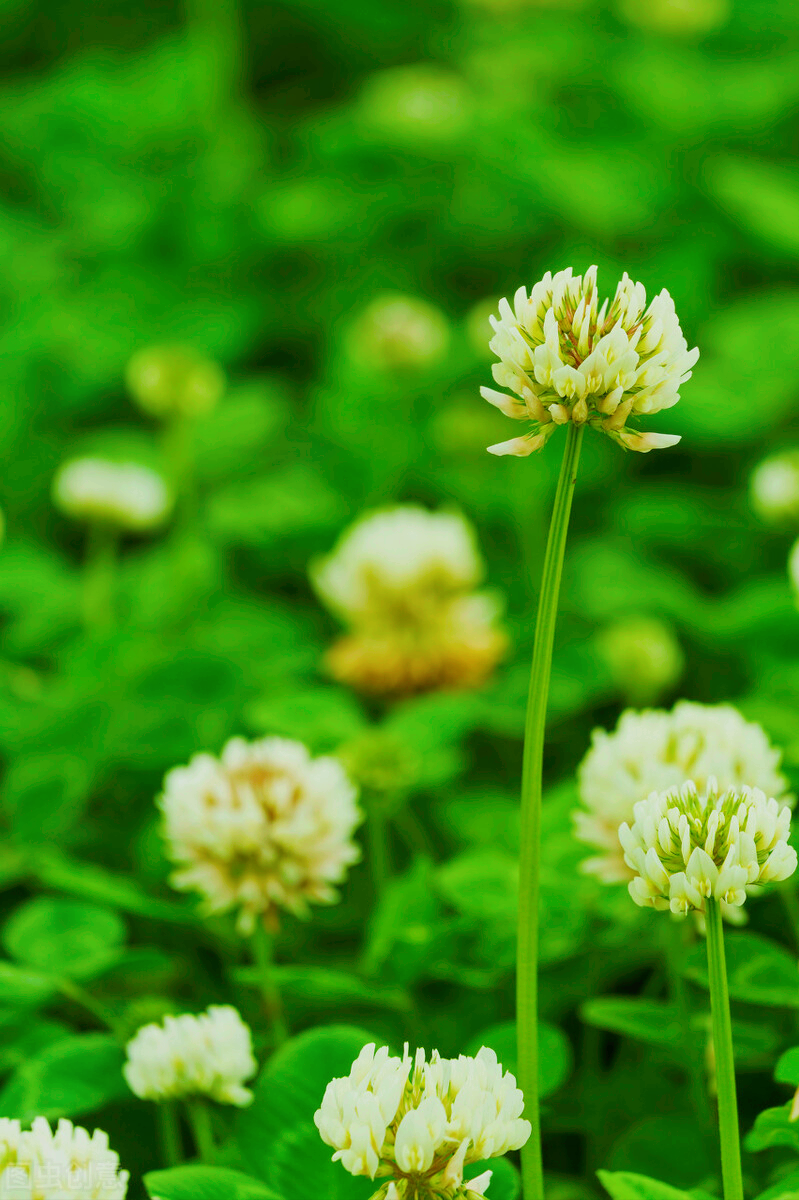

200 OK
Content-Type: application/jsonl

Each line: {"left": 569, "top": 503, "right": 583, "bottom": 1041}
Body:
{"left": 348, "top": 295, "right": 450, "bottom": 372}
{"left": 616, "top": 0, "right": 729, "bottom": 35}
{"left": 126, "top": 345, "right": 225, "bottom": 419}
{"left": 53, "top": 458, "right": 172, "bottom": 533}
{"left": 481, "top": 266, "right": 698, "bottom": 456}
{"left": 751, "top": 452, "right": 799, "bottom": 525}
{"left": 159, "top": 736, "right": 361, "bottom": 935}
{"left": 314, "top": 1042, "right": 531, "bottom": 1199}
{"left": 312, "top": 507, "right": 507, "bottom": 697}
{"left": 0, "top": 1117, "right": 128, "bottom": 1199}
{"left": 124, "top": 1005, "right": 257, "bottom": 1106}
{"left": 359, "top": 65, "right": 471, "bottom": 143}
{"left": 575, "top": 702, "right": 789, "bottom": 884}
{"left": 596, "top": 615, "right": 684, "bottom": 705}
{"left": 620, "top": 778, "right": 797, "bottom": 916}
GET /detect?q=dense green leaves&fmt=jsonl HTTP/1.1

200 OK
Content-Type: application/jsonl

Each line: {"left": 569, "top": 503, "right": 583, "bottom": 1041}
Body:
{"left": 145, "top": 1166, "right": 284, "bottom": 1200}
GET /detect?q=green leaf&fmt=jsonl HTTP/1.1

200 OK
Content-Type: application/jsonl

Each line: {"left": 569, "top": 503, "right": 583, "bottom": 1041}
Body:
{"left": 1, "top": 752, "right": 93, "bottom": 839}
{"left": 0, "top": 1033, "right": 127, "bottom": 1121}
{"left": 598, "top": 1170, "right": 695, "bottom": 1200}
{"left": 32, "top": 849, "right": 195, "bottom": 924}
{"left": 745, "top": 1103, "right": 799, "bottom": 1154}
{"left": 265, "top": 1123, "right": 373, "bottom": 1200}
{"left": 466, "top": 1157, "right": 520, "bottom": 1200}
{"left": 145, "top": 1165, "right": 284, "bottom": 1200}
{"left": 436, "top": 850, "right": 518, "bottom": 919}
{"left": 234, "top": 965, "right": 410, "bottom": 1012}
{"left": 235, "top": 1025, "right": 379, "bottom": 1186}
{"left": 581, "top": 998, "right": 683, "bottom": 1048}
{"left": 245, "top": 686, "right": 367, "bottom": 751}
{"left": 753, "top": 1169, "right": 799, "bottom": 1200}
{"left": 776, "top": 1046, "right": 799, "bottom": 1086}
{"left": 606, "top": 1117, "right": 716, "bottom": 1192}
{"left": 0, "top": 961, "right": 57, "bottom": 1007}
{"left": 684, "top": 932, "right": 799, "bottom": 1008}
{"left": 2, "top": 896, "right": 126, "bottom": 981}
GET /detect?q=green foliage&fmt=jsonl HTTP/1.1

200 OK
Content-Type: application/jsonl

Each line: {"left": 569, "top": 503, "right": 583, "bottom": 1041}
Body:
{"left": 0, "top": 0, "right": 798, "bottom": 1197}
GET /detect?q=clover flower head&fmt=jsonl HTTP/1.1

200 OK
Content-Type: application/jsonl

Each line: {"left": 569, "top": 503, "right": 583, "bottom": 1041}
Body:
{"left": 481, "top": 265, "right": 698, "bottom": 456}
{"left": 596, "top": 615, "right": 684, "bottom": 706}
{"left": 751, "top": 451, "right": 799, "bottom": 525}
{"left": 159, "top": 736, "right": 361, "bottom": 934}
{"left": 0, "top": 1117, "right": 128, "bottom": 1199}
{"left": 315, "top": 1042, "right": 531, "bottom": 1199}
{"left": 620, "top": 778, "right": 797, "bottom": 917}
{"left": 312, "top": 507, "right": 506, "bottom": 696}
{"left": 348, "top": 294, "right": 450, "bottom": 372}
{"left": 126, "top": 344, "right": 225, "bottom": 419}
{"left": 124, "top": 1005, "right": 257, "bottom": 1106}
{"left": 53, "top": 458, "right": 172, "bottom": 532}
{"left": 574, "top": 701, "right": 790, "bottom": 884}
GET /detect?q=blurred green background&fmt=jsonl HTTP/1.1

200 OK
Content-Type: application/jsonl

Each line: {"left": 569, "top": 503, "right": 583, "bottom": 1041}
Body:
{"left": 2, "top": 0, "right": 799, "bottom": 1196}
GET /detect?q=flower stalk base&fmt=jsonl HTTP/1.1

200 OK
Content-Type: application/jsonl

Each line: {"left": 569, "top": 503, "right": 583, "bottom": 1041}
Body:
{"left": 705, "top": 898, "right": 744, "bottom": 1200}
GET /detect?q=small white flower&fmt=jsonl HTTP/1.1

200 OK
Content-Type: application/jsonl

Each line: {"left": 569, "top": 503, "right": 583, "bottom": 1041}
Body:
{"left": 53, "top": 458, "right": 171, "bottom": 532}
{"left": 0, "top": 1117, "right": 128, "bottom": 1198}
{"left": 620, "top": 779, "right": 797, "bottom": 917}
{"left": 124, "top": 1005, "right": 257, "bottom": 1106}
{"left": 312, "top": 507, "right": 506, "bottom": 696}
{"left": 315, "top": 1043, "right": 531, "bottom": 1198}
{"left": 574, "top": 701, "right": 790, "bottom": 884}
{"left": 751, "top": 452, "right": 799, "bottom": 525}
{"left": 159, "top": 737, "right": 361, "bottom": 934}
{"left": 482, "top": 266, "right": 697, "bottom": 456}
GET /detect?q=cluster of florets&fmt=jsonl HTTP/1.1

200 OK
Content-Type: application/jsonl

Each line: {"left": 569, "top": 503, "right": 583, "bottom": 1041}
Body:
{"left": 159, "top": 736, "right": 361, "bottom": 934}
{"left": 0, "top": 1117, "right": 128, "bottom": 1198}
{"left": 53, "top": 458, "right": 172, "bottom": 532}
{"left": 124, "top": 1005, "right": 257, "bottom": 1107}
{"left": 315, "top": 1043, "right": 531, "bottom": 1200}
{"left": 574, "top": 701, "right": 790, "bottom": 883}
{"left": 482, "top": 266, "right": 698, "bottom": 456}
{"left": 620, "top": 779, "right": 797, "bottom": 917}
{"left": 312, "top": 507, "right": 506, "bottom": 696}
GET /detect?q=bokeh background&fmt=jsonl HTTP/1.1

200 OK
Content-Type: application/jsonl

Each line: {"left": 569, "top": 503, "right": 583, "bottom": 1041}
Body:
{"left": 2, "top": 0, "right": 799, "bottom": 1196}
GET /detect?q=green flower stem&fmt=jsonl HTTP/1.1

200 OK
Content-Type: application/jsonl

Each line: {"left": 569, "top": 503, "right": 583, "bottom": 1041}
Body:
{"left": 705, "top": 898, "right": 744, "bottom": 1200}
{"left": 83, "top": 522, "right": 118, "bottom": 628}
{"left": 368, "top": 797, "right": 392, "bottom": 895}
{"left": 664, "top": 921, "right": 710, "bottom": 1133}
{"left": 517, "top": 422, "right": 583, "bottom": 1200}
{"left": 252, "top": 922, "right": 288, "bottom": 1047}
{"left": 187, "top": 1099, "right": 216, "bottom": 1162}
{"left": 157, "top": 1102, "right": 183, "bottom": 1168}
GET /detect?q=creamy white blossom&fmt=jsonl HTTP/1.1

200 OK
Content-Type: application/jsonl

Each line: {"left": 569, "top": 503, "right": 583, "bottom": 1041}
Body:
{"left": 575, "top": 701, "right": 790, "bottom": 883}
{"left": 481, "top": 265, "right": 698, "bottom": 455}
{"left": 53, "top": 458, "right": 171, "bottom": 532}
{"left": 312, "top": 507, "right": 506, "bottom": 696}
{"left": 315, "top": 1043, "right": 530, "bottom": 1200}
{"left": 751, "top": 452, "right": 799, "bottom": 525}
{"left": 124, "top": 1005, "right": 257, "bottom": 1106}
{"left": 159, "top": 736, "right": 361, "bottom": 934}
{"left": 620, "top": 778, "right": 797, "bottom": 916}
{"left": 0, "top": 1117, "right": 128, "bottom": 1199}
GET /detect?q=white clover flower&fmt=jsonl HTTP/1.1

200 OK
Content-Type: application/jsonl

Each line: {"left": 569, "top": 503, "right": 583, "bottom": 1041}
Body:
{"left": 312, "top": 507, "right": 506, "bottom": 696}
{"left": 481, "top": 266, "right": 698, "bottom": 456}
{"left": 315, "top": 1043, "right": 531, "bottom": 1200}
{"left": 124, "top": 1005, "right": 257, "bottom": 1106}
{"left": 0, "top": 1117, "right": 128, "bottom": 1199}
{"left": 159, "top": 736, "right": 361, "bottom": 934}
{"left": 620, "top": 778, "right": 797, "bottom": 917}
{"left": 348, "top": 295, "right": 450, "bottom": 372}
{"left": 751, "top": 452, "right": 799, "bottom": 525}
{"left": 53, "top": 458, "right": 172, "bottom": 532}
{"left": 574, "top": 701, "right": 790, "bottom": 884}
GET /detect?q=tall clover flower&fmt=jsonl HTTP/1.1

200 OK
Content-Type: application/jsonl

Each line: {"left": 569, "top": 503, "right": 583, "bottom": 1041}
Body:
{"left": 619, "top": 780, "right": 796, "bottom": 1200}
{"left": 315, "top": 1043, "right": 530, "bottom": 1200}
{"left": 479, "top": 266, "right": 698, "bottom": 1200}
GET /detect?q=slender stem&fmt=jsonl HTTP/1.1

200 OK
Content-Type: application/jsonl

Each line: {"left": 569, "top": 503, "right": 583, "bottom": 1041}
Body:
{"left": 57, "top": 978, "right": 123, "bottom": 1038}
{"left": 252, "top": 922, "right": 288, "bottom": 1046}
{"left": 82, "top": 523, "right": 118, "bottom": 628}
{"left": 157, "top": 1102, "right": 183, "bottom": 1168}
{"left": 368, "top": 797, "right": 392, "bottom": 895}
{"left": 705, "top": 899, "right": 744, "bottom": 1200}
{"left": 665, "top": 921, "right": 711, "bottom": 1132}
{"left": 187, "top": 1099, "right": 216, "bottom": 1162}
{"left": 517, "top": 423, "right": 583, "bottom": 1200}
